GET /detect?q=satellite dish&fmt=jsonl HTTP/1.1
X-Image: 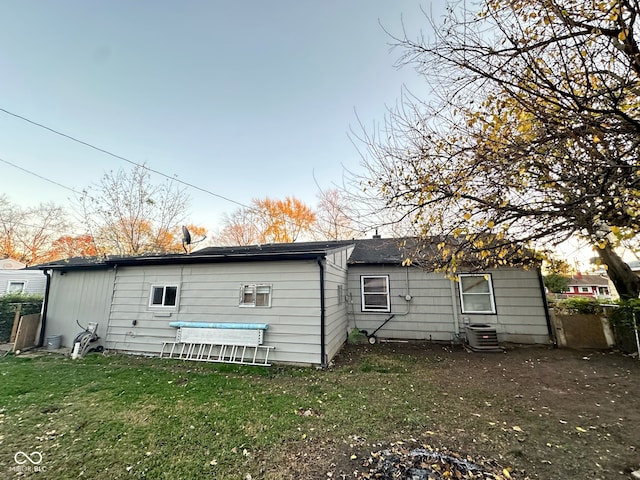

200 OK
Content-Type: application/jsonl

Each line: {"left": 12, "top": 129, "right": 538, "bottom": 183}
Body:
{"left": 182, "top": 226, "right": 192, "bottom": 245}
{"left": 181, "top": 226, "right": 206, "bottom": 254}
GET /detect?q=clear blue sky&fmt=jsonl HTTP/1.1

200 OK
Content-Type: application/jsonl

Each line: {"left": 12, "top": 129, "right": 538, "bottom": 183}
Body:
{"left": 0, "top": 1, "right": 444, "bottom": 236}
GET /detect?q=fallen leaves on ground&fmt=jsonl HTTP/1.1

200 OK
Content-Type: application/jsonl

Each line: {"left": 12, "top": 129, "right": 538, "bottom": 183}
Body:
{"left": 354, "top": 443, "right": 519, "bottom": 479}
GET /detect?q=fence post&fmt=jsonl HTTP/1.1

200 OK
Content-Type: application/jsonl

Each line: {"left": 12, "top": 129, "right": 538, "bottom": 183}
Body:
{"left": 634, "top": 311, "right": 640, "bottom": 360}
{"left": 9, "top": 304, "right": 22, "bottom": 343}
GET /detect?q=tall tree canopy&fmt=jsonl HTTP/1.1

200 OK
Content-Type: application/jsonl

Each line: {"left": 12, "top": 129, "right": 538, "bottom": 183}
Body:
{"left": 359, "top": 0, "right": 640, "bottom": 298}
{"left": 77, "top": 165, "right": 196, "bottom": 255}
{"left": 49, "top": 234, "right": 98, "bottom": 260}
{"left": 254, "top": 197, "right": 316, "bottom": 243}
{"left": 0, "top": 195, "right": 68, "bottom": 265}
{"left": 215, "top": 196, "right": 316, "bottom": 245}
{"left": 312, "top": 188, "right": 362, "bottom": 241}
{"left": 215, "top": 207, "right": 263, "bottom": 246}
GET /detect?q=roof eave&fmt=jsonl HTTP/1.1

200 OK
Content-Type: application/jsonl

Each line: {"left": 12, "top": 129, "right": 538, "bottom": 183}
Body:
{"left": 39, "top": 251, "right": 330, "bottom": 270}
{"left": 108, "top": 251, "right": 327, "bottom": 267}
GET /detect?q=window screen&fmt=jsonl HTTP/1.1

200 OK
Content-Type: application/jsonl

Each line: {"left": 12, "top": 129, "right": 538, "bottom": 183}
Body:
{"left": 361, "top": 275, "right": 390, "bottom": 312}
{"left": 459, "top": 274, "right": 496, "bottom": 314}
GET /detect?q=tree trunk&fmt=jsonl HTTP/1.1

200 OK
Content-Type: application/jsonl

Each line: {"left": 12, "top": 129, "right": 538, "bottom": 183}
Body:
{"left": 596, "top": 243, "right": 640, "bottom": 300}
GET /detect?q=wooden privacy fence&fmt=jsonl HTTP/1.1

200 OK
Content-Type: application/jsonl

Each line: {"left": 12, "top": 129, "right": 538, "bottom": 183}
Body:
{"left": 3, "top": 303, "right": 42, "bottom": 352}
{"left": 550, "top": 311, "right": 615, "bottom": 349}
{"left": 1, "top": 299, "right": 43, "bottom": 343}
{"left": 12, "top": 313, "right": 41, "bottom": 352}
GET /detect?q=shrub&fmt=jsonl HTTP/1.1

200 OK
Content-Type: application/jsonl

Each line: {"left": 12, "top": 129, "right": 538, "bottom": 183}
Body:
{"left": 609, "top": 300, "right": 640, "bottom": 353}
{"left": 0, "top": 293, "right": 44, "bottom": 343}
{"left": 610, "top": 299, "right": 640, "bottom": 329}
{"left": 554, "top": 296, "right": 602, "bottom": 314}
{"left": 348, "top": 328, "right": 368, "bottom": 345}
{"left": 543, "top": 274, "right": 570, "bottom": 294}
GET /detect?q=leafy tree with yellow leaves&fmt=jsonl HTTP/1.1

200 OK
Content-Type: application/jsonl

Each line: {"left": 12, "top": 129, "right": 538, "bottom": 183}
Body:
{"left": 358, "top": 0, "right": 640, "bottom": 298}
{"left": 214, "top": 196, "right": 316, "bottom": 245}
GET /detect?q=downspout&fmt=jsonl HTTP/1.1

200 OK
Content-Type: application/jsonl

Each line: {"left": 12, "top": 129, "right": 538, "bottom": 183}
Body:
{"left": 317, "top": 257, "right": 326, "bottom": 368}
{"left": 37, "top": 269, "right": 52, "bottom": 348}
{"left": 449, "top": 279, "right": 461, "bottom": 341}
{"left": 536, "top": 266, "right": 555, "bottom": 346}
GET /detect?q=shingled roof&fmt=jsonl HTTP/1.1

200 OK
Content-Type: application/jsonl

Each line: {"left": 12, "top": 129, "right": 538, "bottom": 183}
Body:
{"left": 35, "top": 234, "right": 538, "bottom": 273}
{"left": 348, "top": 237, "right": 430, "bottom": 264}
{"left": 35, "top": 240, "right": 357, "bottom": 270}
{"left": 567, "top": 274, "right": 610, "bottom": 287}
{"left": 194, "top": 240, "right": 354, "bottom": 257}
{"left": 35, "top": 237, "right": 505, "bottom": 271}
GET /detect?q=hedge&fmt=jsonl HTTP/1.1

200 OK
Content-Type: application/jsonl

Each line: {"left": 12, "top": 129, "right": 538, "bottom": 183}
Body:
{"left": 0, "top": 293, "right": 44, "bottom": 343}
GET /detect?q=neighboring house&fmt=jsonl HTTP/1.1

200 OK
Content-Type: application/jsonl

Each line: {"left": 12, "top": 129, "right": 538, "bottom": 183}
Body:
{"left": 0, "top": 258, "right": 47, "bottom": 296}
{"left": 37, "top": 238, "right": 551, "bottom": 366}
{"left": 0, "top": 258, "right": 26, "bottom": 270}
{"left": 563, "top": 273, "right": 611, "bottom": 299}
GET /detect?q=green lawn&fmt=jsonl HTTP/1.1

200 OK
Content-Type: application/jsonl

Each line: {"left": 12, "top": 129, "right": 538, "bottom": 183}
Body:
{"left": 1, "top": 345, "right": 638, "bottom": 479}
{"left": 1, "top": 352, "right": 405, "bottom": 479}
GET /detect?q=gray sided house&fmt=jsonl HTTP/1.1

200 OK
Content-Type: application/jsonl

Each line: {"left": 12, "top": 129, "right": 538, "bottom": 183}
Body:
{"left": 0, "top": 269, "right": 47, "bottom": 296}
{"left": 38, "top": 238, "right": 551, "bottom": 366}
{"left": 39, "top": 241, "right": 354, "bottom": 366}
{"left": 347, "top": 238, "right": 550, "bottom": 345}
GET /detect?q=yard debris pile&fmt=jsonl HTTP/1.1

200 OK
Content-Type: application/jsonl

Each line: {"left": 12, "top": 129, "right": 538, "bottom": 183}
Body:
{"left": 355, "top": 443, "right": 517, "bottom": 479}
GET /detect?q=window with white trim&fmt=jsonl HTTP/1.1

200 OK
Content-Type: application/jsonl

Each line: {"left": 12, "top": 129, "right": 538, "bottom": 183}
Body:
{"left": 239, "top": 284, "right": 272, "bottom": 307}
{"left": 7, "top": 281, "right": 26, "bottom": 294}
{"left": 361, "top": 275, "right": 390, "bottom": 312}
{"left": 459, "top": 274, "right": 496, "bottom": 314}
{"left": 580, "top": 287, "right": 590, "bottom": 293}
{"left": 149, "top": 285, "right": 179, "bottom": 307}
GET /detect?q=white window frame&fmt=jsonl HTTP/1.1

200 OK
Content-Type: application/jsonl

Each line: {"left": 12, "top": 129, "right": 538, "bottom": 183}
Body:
{"left": 239, "top": 284, "right": 272, "bottom": 308}
{"left": 6, "top": 281, "right": 27, "bottom": 294}
{"left": 360, "top": 275, "right": 391, "bottom": 312}
{"left": 458, "top": 274, "right": 496, "bottom": 314}
{"left": 580, "top": 287, "right": 590, "bottom": 293}
{"left": 149, "top": 284, "right": 179, "bottom": 308}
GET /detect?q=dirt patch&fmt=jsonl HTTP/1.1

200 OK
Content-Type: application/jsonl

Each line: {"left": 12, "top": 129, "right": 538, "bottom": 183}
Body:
{"left": 274, "top": 342, "right": 640, "bottom": 479}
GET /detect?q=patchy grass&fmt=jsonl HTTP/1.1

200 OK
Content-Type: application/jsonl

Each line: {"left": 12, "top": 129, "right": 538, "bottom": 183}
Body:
{"left": 0, "top": 344, "right": 639, "bottom": 479}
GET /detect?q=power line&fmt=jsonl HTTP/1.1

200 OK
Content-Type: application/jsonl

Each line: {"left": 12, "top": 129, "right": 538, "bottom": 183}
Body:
{"left": 0, "top": 218, "right": 68, "bottom": 234}
{"left": 1, "top": 150, "right": 373, "bottom": 241}
{"left": 0, "top": 107, "right": 374, "bottom": 240}
{"left": 0, "top": 156, "right": 82, "bottom": 196}
{"left": 0, "top": 106, "right": 251, "bottom": 210}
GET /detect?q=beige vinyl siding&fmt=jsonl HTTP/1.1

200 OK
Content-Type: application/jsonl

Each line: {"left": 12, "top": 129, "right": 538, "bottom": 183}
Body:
{"left": 44, "top": 269, "right": 115, "bottom": 348}
{"left": 456, "top": 269, "right": 549, "bottom": 343}
{"left": 348, "top": 265, "right": 458, "bottom": 342}
{"left": 322, "top": 246, "right": 352, "bottom": 363}
{"left": 106, "top": 260, "right": 326, "bottom": 365}
{"left": 348, "top": 265, "right": 549, "bottom": 345}
{"left": 489, "top": 268, "right": 549, "bottom": 344}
